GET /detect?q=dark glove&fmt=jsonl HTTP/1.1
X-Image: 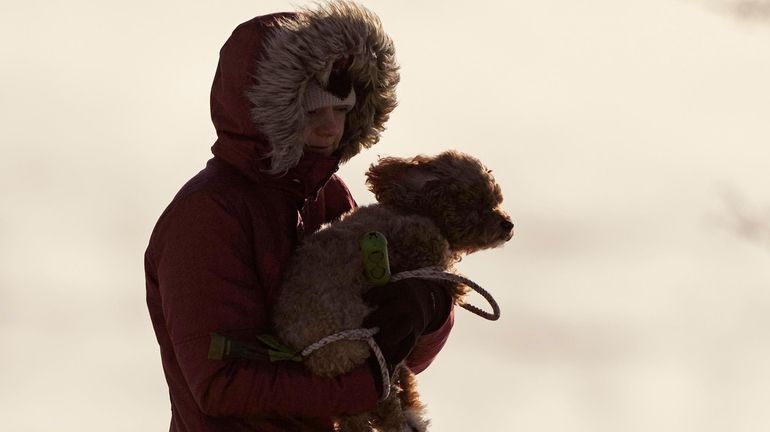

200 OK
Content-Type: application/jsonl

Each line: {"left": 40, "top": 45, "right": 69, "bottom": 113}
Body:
{"left": 363, "top": 278, "right": 451, "bottom": 370}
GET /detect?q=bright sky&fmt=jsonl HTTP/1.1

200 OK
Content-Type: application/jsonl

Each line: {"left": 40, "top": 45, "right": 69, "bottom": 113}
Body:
{"left": 1, "top": 1, "right": 769, "bottom": 431}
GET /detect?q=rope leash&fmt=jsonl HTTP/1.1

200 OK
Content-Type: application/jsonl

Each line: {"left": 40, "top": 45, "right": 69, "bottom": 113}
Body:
{"left": 209, "top": 266, "right": 499, "bottom": 401}
{"left": 301, "top": 328, "right": 391, "bottom": 401}
{"left": 298, "top": 267, "right": 501, "bottom": 401}
{"left": 390, "top": 267, "right": 501, "bottom": 321}
{"left": 208, "top": 236, "right": 505, "bottom": 402}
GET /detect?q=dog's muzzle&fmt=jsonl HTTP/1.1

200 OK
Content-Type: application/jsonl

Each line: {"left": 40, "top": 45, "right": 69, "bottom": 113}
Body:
{"left": 501, "top": 219, "right": 514, "bottom": 240}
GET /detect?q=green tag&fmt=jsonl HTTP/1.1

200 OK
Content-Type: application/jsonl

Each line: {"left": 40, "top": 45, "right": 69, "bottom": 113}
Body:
{"left": 256, "top": 334, "right": 303, "bottom": 362}
{"left": 208, "top": 333, "right": 229, "bottom": 360}
{"left": 361, "top": 231, "right": 391, "bottom": 286}
{"left": 208, "top": 333, "right": 302, "bottom": 362}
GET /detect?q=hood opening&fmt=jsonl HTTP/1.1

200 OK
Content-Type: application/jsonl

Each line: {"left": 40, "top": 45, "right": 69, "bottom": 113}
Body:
{"left": 210, "top": 1, "right": 399, "bottom": 178}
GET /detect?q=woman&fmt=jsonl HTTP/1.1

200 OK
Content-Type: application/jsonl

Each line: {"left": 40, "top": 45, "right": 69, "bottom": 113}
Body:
{"left": 144, "top": 2, "right": 453, "bottom": 430}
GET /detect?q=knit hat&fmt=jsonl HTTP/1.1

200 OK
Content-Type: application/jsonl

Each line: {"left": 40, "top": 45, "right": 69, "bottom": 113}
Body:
{"left": 303, "top": 79, "right": 356, "bottom": 112}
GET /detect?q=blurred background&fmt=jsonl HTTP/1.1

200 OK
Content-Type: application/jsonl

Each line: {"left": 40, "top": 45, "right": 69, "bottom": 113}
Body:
{"left": 1, "top": 0, "right": 769, "bottom": 430}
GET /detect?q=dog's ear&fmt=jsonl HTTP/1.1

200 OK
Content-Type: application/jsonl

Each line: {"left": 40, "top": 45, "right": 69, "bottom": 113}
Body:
{"left": 366, "top": 156, "right": 439, "bottom": 208}
{"left": 398, "top": 166, "right": 439, "bottom": 191}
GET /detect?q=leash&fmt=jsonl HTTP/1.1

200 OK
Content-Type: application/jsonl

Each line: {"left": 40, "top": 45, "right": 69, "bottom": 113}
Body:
{"left": 390, "top": 267, "right": 501, "bottom": 321}
{"left": 209, "top": 232, "right": 502, "bottom": 402}
{"left": 296, "top": 267, "right": 501, "bottom": 401}
{"left": 361, "top": 231, "right": 500, "bottom": 321}
{"left": 300, "top": 328, "right": 392, "bottom": 401}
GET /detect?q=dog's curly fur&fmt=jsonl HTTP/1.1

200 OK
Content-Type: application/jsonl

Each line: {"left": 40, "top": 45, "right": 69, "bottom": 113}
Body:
{"left": 273, "top": 150, "right": 513, "bottom": 431}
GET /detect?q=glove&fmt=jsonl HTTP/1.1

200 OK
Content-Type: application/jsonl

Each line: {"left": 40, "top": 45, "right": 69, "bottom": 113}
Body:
{"left": 363, "top": 278, "right": 451, "bottom": 371}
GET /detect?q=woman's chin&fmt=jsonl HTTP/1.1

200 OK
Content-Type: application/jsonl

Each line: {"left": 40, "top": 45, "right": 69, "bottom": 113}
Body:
{"left": 305, "top": 145, "right": 337, "bottom": 156}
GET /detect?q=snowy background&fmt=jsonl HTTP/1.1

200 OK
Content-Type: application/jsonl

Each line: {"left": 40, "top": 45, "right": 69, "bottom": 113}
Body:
{"left": 1, "top": 0, "right": 769, "bottom": 430}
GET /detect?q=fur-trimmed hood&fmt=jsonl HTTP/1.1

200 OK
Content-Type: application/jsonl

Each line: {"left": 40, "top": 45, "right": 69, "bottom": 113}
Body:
{"left": 210, "top": 0, "right": 399, "bottom": 180}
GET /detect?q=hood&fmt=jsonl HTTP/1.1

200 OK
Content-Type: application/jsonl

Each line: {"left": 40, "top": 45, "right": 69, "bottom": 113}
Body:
{"left": 210, "top": 0, "right": 399, "bottom": 180}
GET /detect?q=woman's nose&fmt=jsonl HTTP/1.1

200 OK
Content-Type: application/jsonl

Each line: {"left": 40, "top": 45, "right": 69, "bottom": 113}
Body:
{"left": 318, "top": 121, "right": 337, "bottom": 136}
{"left": 315, "top": 110, "right": 339, "bottom": 136}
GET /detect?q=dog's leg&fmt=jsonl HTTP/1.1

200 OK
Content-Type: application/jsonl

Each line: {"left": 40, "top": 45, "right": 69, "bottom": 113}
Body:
{"left": 368, "top": 390, "right": 405, "bottom": 432}
{"left": 335, "top": 413, "right": 375, "bottom": 432}
{"left": 365, "top": 367, "right": 429, "bottom": 432}
{"left": 398, "top": 367, "right": 429, "bottom": 432}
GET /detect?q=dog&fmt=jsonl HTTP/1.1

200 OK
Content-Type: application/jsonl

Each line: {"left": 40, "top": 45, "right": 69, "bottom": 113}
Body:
{"left": 273, "top": 150, "right": 513, "bottom": 431}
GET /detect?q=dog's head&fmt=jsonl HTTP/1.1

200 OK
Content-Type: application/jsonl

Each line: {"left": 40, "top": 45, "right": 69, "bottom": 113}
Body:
{"left": 366, "top": 150, "right": 513, "bottom": 253}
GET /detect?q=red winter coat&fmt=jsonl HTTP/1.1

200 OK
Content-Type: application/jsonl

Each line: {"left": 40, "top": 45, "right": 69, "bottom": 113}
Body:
{"left": 145, "top": 4, "right": 453, "bottom": 432}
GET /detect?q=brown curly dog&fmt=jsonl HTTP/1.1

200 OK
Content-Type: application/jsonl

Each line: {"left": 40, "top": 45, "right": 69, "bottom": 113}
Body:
{"left": 273, "top": 150, "right": 513, "bottom": 431}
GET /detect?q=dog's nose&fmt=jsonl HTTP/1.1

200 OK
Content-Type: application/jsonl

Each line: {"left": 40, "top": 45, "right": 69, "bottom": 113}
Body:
{"left": 501, "top": 219, "right": 514, "bottom": 233}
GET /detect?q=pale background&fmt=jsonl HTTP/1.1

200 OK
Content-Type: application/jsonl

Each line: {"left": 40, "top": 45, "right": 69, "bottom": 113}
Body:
{"left": 1, "top": 0, "right": 769, "bottom": 430}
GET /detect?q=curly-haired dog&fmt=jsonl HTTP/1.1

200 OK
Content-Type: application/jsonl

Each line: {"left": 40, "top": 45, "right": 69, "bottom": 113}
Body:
{"left": 273, "top": 150, "right": 513, "bottom": 431}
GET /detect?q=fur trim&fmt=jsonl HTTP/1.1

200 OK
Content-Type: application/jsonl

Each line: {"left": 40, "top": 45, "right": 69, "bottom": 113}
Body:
{"left": 248, "top": 0, "right": 400, "bottom": 174}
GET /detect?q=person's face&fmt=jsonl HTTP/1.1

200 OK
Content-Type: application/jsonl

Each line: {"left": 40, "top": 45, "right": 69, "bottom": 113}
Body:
{"left": 303, "top": 106, "right": 347, "bottom": 156}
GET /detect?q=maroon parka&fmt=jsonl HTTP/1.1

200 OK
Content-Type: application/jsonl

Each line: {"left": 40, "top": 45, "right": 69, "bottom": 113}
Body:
{"left": 145, "top": 3, "right": 453, "bottom": 432}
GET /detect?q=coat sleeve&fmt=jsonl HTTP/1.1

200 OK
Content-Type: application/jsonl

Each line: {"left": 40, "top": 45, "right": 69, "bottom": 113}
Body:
{"left": 404, "top": 306, "right": 455, "bottom": 374}
{"left": 152, "top": 192, "right": 379, "bottom": 418}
